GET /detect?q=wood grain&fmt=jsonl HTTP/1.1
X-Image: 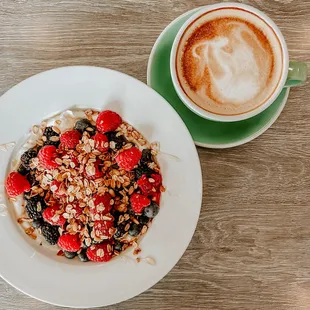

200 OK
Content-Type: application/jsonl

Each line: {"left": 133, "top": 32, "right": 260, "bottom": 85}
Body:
{"left": 1, "top": 0, "right": 310, "bottom": 309}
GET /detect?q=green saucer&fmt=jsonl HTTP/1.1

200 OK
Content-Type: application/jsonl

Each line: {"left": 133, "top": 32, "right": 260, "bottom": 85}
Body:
{"left": 147, "top": 9, "right": 290, "bottom": 148}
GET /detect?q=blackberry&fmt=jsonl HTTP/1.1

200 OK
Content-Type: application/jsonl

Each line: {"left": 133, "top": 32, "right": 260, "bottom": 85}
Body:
{"left": 78, "top": 249, "right": 89, "bottom": 262}
{"left": 32, "top": 219, "right": 44, "bottom": 229}
{"left": 64, "top": 251, "right": 77, "bottom": 259}
{"left": 105, "top": 131, "right": 127, "bottom": 149}
{"left": 26, "top": 170, "right": 39, "bottom": 187}
{"left": 44, "top": 139, "right": 60, "bottom": 147}
{"left": 143, "top": 202, "right": 160, "bottom": 218}
{"left": 74, "top": 119, "right": 96, "bottom": 135}
{"left": 140, "top": 149, "right": 153, "bottom": 165}
{"left": 41, "top": 222, "right": 60, "bottom": 245}
{"left": 114, "top": 222, "right": 126, "bottom": 239}
{"left": 17, "top": 164, "right": 29, "bottom": 176}
{"left": 25, "top": 196, "right": 47, "bottom": 220}
{"left": 43, "top": 126, "right": 59, "bottom": 140}
{"left": 43, "top": 127, "right": 60, "bottom": 147}
{"left": 128, "top": 223, "right": 141, "bottom": 236}
{"left": 127, "top": 207, "right": 136, "bottom": 216}
{"left": 114, "top": 240, "right": 123, "bottom": 252}
{"left": 134, "top": 165, "right": 155, "bottom": 179}
{"left": 20, "top": 148, "right": 38, "bottom": 169}
{"left": 138, "top": 215, "right": 149, "bottom": 225}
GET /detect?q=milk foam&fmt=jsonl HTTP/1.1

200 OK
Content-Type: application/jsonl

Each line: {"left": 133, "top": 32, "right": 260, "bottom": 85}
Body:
{"left": 176, "top": 9, "right": 283, "bottom": 115}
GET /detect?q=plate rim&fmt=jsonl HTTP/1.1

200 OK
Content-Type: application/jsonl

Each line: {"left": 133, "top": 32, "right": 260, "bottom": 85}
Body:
{"left": 147, "top": 8, "right": 290, "bottom": 149}
{"left": 0, "top": 65, "right": 203, "bottom": 308}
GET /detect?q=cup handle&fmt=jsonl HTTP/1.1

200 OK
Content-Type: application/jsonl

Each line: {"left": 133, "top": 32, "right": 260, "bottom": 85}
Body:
{"left": 285, "top": 61, "right": 308, "bottom": 87}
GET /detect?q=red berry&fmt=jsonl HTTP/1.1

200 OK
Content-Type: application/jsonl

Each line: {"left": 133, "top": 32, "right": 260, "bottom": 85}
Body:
{"left": 38, "top": 145, "right": 59, "bottom": 170}
{"left": 60, "top": 130, "right": 81, "bottom": 149}
{"left": 116, "top": 147, "right": 142, "bottom": 171}
{"left": 93, "top": 133, "right": 109, "bottom": 153}
{"left": 50, "top": 180, "right": 66, "bottom": 198}
{"left": 72, "top": 203, "right": 84, "bottom": 219}
{"left": 58, "top": 234, "right": 81, "bottom": 252}
{"left": 93, "top": 220, "right": 114, "bottom": 239}
{"left": 130, "top": 193, "right": 151, "bottom": 214}
{"left": 90, "top": 193, "right": 112, "bottom": 218}
{"left": 86, "top": 242, "right": 113, "bottom": 262}
{"left": 43, "top": 204, "right": 66, "bottom": 226}
{"left": 5, "top": 172, "right": 31, "bottom": 197}
{"left": 137, "top": 173, "right": 162, "bottom": 195}
{"left": 84, "top": 161, "right": 103, "bottom": 180}
{"left": 96, "top": 110, "right": 122, "bottom": 133}
{"left": 137, "top": 174, "right": 154, "bottom": 195}
{"left": 151, "top": 192, "right": 161, "bottom": 205}
{"left": 151, "top": 173, "right": 162, "bottom": 187}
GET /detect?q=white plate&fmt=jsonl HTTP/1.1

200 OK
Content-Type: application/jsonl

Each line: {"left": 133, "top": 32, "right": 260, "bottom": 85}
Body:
{"left": 0, "top": 66, "right": 202, "bottom": 308}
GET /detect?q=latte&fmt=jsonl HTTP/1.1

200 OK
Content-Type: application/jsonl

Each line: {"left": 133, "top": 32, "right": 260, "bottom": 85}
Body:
{"left": 175, "top": 8, "right": 284, "bottom": 116}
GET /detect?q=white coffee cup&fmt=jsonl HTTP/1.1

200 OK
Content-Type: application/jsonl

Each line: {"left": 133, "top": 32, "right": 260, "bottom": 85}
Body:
{"left": 170, "top": 2, "right": 307, "bottom": 122}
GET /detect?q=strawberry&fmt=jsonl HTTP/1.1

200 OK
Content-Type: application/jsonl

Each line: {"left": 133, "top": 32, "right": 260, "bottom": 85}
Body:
{"left": 5, "top": 172, "right": 31, "bottom": 197}
{"left": 96, "top": 110, "right": 122, "bottom": 133}
{"left": 43, "top": 203, "right": 66, "bottom": 226}
{"left": 60, "top": 130, "right": 81, "bottom": 149}
{"left": 93, "top": 133, "right": 109, "bottom": 153}
{"left": 86, "top": 242, "right": 113, "bottom": 262}
{"left": 93, "top": 220, "right": 114, "bottom": 239}
{"left": 116, "top": 147, "right": 142, "bottom": 171}
{"left": 58, "top": 234, "right": 81, "bottom": 252}
{"left": 38, "top": 145, "right": 60, "bottom": 170}
{"left": 130, "top": 193, "right": 151, "bottom": 214}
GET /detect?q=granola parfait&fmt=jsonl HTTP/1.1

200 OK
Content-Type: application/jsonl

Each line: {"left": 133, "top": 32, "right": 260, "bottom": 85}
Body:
{"left": 5, "top": 109, "right": 164, "bottom": 263}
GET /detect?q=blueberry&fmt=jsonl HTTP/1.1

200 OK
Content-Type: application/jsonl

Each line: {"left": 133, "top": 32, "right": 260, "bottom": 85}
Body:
{"left": 128, "top": 223, "right": 141, "bottom": 237}
{"left": 143, "top": 202, "right": 159, "bottom": 218}
{"left": 64, "top": 251, "right": 77, "bottom": 259}
{"left": 78, "top": 249, "right": 89, "bottom": 262}
{"left": 138, "top": 215, "right": 149, "bottom": 225}
{"left": 114, "top": 223, "right": 126, "bottom": 239}
{"left": 74, "top": 119, "right": 96, "bottom": 135}
{"left": 114, "top": 240, "right": 123, "bottom": 252}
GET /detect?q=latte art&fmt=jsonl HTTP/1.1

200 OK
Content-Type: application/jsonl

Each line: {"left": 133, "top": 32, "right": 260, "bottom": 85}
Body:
{"left": 176, "top": 10, "right": 283, "bottom": 116}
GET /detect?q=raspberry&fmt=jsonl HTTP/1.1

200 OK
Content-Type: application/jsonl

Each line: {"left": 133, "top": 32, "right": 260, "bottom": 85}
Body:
{"left": 137, "top": 174, "right": 154, "bottom": 195}
{"left": 84, "top": 160, "right": 103, "bottom": 180}
{"left": 151, "top": 192, "right": 161, "bottom": 205}
{"left": 58, "top": 234, "right": 81, "bottom": 252}
{"left": 43, "top": 203, "right": 66, "bottom": 226}
{"left": 151, "top": 173, "right": 162, "bottom": 187}
{"left": 90, "top": 193, "right": 112, "bottom": 218}
{"left": 38, "top": 145, "right": 59, "bottom": 170}
{"left": 116, "top": 147, "right": 142, "bottom": 171}
{"left": 5, "top": 172, "right": 31, "bottom": 197}
{"left": 86, "top": 242, "right": 113, "bottom": 262}
{"left": 93, "top": 220, "right": 114, "bottom": 239}
{"left": 130, "top": 193, "right": 151, "bottom": 214}
{"left": 72, "top": 203, "right": 84, "bottom": 219}
{"left": 93, "top": 133, "right": 109, "bottom": 153}
{"left": 96, "top": 110, "right": 122, "bottom": 133}
{"left": 60, "top": 130, "right": 81, "bottom": 149}
{"left": 50, "top": 180, "right": 66, "bottom": 198}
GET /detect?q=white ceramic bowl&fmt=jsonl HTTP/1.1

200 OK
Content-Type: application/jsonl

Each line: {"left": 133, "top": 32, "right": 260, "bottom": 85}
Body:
{"left": 0, "top": 66, "right": 202, "bottom": 308}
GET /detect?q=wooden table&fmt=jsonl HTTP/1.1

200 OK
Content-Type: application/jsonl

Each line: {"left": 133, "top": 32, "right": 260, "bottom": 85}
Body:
{"left": 1, "top": 0, "right": 310, "bottom": 309}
